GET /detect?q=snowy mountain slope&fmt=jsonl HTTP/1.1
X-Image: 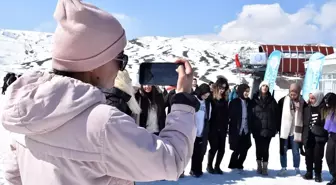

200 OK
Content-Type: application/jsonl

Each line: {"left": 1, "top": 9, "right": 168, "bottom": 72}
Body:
{"left": 0, "top": 29, "right": 260, "bottom": 87}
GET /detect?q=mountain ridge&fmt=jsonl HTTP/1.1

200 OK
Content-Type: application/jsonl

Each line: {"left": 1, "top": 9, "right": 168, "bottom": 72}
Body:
{"left": 0, "top": 29, "right": 334, "bottom": 88}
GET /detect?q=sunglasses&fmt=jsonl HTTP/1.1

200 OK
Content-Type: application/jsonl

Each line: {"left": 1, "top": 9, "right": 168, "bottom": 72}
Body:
{"left": 115, "top": 52, "right": 128, "bottom": 71}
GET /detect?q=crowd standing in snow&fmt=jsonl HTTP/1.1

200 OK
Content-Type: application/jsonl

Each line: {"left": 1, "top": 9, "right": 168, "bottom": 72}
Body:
{"left": 1, "top": 1, "right": 336, "bottom": 185}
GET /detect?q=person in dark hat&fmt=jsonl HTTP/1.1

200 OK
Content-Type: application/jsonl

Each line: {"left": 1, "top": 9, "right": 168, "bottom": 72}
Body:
{"left": 228, "top": 83, "right": 252, "bottom": 173}
{"left": 189, "top": 83, "right": 212, "bottom": 177}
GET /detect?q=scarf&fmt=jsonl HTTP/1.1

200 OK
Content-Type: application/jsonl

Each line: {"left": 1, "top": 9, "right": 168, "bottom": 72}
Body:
{"left": 280, "top": 95, "right": 304, "bottom": 142}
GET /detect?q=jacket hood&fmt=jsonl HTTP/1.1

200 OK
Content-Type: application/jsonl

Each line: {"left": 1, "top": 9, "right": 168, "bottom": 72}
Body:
{"left": 1, "top": 71, "right": 106, "bottom": 135}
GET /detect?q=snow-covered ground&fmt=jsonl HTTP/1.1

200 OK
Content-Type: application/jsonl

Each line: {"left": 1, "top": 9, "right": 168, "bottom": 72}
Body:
{"left": 137, "top": 136, "right": 331, "bottom": 185}
{"left": 0, "top": 102, "right": 331, "bottom": 185}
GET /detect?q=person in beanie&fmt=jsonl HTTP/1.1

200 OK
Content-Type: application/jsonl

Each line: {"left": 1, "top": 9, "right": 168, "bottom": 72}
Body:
{"left": 207, "top": 77, "right": 229, "bottom": 174}
{"left": 323, "top": 93, "right": 336, "bottom": 185}
{"left": 189, "top": 83, "right": 212, "bottom": 177}
{"left": 277, "top": 83, "right": 305, "bottom": 176}
{"left": 302, "top": 90, "right": 327, "bottom": 182}
{"left": 1, "top": 1, "right": 200, "bottom": 185}
{"left": 228, "top": 83, "right": 252, "bottom": 173}
{"left": 251, "top": 81, "right": 279, "bottom": 175}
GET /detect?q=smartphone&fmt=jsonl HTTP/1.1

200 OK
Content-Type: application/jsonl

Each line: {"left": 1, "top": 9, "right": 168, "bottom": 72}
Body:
{"left": 139, "top": 62, "right": 180, "bottom": 86}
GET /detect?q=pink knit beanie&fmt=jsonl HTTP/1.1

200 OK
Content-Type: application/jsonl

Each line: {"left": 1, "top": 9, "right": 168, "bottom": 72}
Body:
{"left": 52, "top": 0, "right": 127, "bottom": 72}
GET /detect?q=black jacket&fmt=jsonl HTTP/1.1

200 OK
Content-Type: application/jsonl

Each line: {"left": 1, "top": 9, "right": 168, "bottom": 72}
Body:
{"left": 228, "top": 98, "right": 252, "bottom": 151}
{"left": 209, "top": 98, "right": 229, "bottom": 134}
{"left": 302, "top": 103, "right": 328, "bottom": 146}
{"left": 103, "top": 87, "right": 133, "bottom": 116}
{"left": 251, "top": 91, "right": 279, "bottom": 138}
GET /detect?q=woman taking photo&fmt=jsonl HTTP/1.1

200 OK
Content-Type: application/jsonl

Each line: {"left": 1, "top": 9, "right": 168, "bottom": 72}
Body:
{"left": 207, "top": 77, "right": 229, "bottom": 174}
{"left": 251, "top": 81, "right": 279, "bottom": 175}
{"left": 1, "top": 0, "right": 199, "bottom": 184}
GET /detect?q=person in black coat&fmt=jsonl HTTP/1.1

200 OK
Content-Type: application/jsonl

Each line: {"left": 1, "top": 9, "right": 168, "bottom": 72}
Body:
{"left": 228, "top": 83, "right": 252, "bottom": 172}
{"left": 302, "top": 90, "right": 328, "bottom": 182}
{"left": 251, "top": 81, "right": 279, "bottom": 175}
{"left": 189, "top": 84, "right": 212, "bottom": 178}
{"left": 324, "top": 93, "right": 336, "bottom": 185}
{"left": 206, "top": 77, "right": 229, "bottom": 175}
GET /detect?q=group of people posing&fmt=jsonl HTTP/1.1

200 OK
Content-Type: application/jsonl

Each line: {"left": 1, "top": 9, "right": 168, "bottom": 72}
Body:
{"left": 106, "top": 73, "right": 336, "bottom": 185}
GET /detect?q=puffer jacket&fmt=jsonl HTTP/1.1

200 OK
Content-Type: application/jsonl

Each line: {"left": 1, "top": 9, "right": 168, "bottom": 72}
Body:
{"left": 251, "top": 91, "right": 279, "bottom": 138}
{"left": 0, "top": 71, "right": 198, "bottom": 185}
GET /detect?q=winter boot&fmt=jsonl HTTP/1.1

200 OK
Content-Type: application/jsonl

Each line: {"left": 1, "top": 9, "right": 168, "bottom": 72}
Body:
{"left": 214, "top": 166, "right": 223, "bottom": 174}
{"left": 206, "top": 166, "right": 215, "bottom": 174}
{"left": 295, "top": 168, "right": 301, "bottom": 176}
{"left": 262, "top": 162, "right": 268, "bottom": 176}
{"left": 256, "top": 160, "right": 262, "bottom": 174}
{"left": 314, "top": 174, "right": 322, "bottom": 183}
{"left": 277, "top": 168, "right": 287, "bottom": 176}
{"left": 302, "top": 172, "right": 313, "bottom": 180}
{"left": 207, "top": 152, "right": 215, "bottom": 174}
{"left": 327, "top": 177, "right": 336, "bottom": 185}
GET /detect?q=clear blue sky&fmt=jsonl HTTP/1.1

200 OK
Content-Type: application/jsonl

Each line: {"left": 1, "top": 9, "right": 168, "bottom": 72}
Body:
{"left": 0, "top": 0, "right": 330, "bottom": 40}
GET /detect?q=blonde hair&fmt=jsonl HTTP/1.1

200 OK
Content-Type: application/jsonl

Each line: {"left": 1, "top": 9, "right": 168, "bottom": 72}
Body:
{"left": 213, "top": 86, "right": 222, "bottom": 100}
{"left": 114, "top": 70, "right": 141, "bottom": 114}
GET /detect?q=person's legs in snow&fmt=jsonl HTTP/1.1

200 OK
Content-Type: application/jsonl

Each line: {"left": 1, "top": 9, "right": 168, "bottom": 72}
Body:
{"left": 214, "top": 134, "right": 226, "bottom": 174}
{"left": 303, "top": 144, "right": 314, "bottom": 180}
{"left": 254, "top": 135, "right": 263, "bottom": 174}
{"left": 327, "top": 135, "right": 336, "bottom": 185}
{"left": 207, "top": 134, "right": 217, "bottom": 174}
{"left": 313, "top": 141, "right": 326, "bottom": 182}
{"left": 236, "top": 134, "right": 250, "bottom": 171}
{"left": 287, "top": 136, "right": 301, "bottom": 175}
{"left": 261, "top": 137, "right": 271, "bottom": 175}
{"left": 278, "top": 138, "right": 288, "bottom": 176}
{"left": 190, "top": 137, "right": 203, "bottom": 177}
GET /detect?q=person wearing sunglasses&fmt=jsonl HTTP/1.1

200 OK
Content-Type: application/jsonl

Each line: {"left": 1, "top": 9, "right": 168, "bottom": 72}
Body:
{"left": 0, "top": 1, "right": 199, "bottom": 185}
